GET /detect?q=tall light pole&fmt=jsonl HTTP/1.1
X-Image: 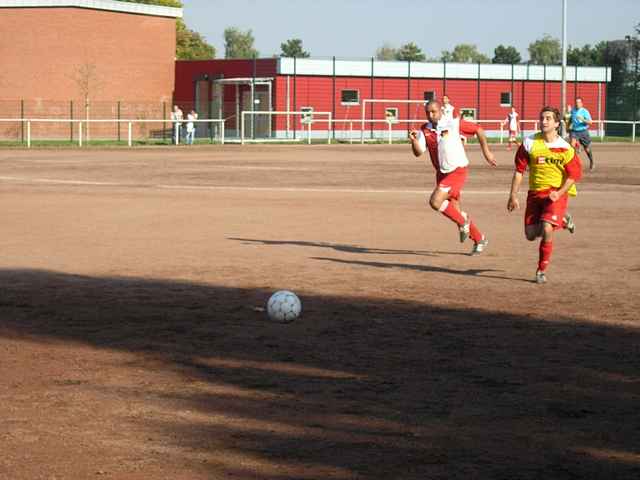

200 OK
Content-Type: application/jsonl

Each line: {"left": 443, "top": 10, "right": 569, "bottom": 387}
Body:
{"left": 561, "top": 0, "right": 568, "bottom": 133}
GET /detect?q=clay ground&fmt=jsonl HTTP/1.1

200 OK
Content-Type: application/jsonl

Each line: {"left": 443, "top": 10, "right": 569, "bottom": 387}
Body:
{"left": 1, "top": 143, "right": 639, "bottom": 479}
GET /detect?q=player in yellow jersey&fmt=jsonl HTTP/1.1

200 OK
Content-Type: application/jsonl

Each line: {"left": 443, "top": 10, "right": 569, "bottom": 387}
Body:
{"left": 507, "top": 106, "right": 582, "bottom": 284}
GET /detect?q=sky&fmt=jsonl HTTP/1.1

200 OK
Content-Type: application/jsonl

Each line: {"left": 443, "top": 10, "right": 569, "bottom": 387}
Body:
{"left": 182, "top": 0, "right": 639, "bottom": 61}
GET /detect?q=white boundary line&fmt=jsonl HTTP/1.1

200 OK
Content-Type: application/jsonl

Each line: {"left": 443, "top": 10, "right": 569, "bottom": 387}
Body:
{"left": 0, "top": 176, "right": 635, "bottom": 195}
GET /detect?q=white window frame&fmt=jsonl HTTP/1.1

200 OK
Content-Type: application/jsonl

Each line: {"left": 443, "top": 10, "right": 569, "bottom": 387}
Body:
{"left": 500, "top": 92, "right": 512, "bottom": 107}
{"left": 300, "top": 106, "right": 314, "bottom": 124}
{"left": 460, "top": 108, "right": 476, "bottom": 121}
{"left": 341, "top": 89, "right": 360, "bottom": 106}
{"left": 424, "top": 91, "right": 436, "bottom": 102}
{"left": 384, "top": 107, "right": 399, "bottom": 124}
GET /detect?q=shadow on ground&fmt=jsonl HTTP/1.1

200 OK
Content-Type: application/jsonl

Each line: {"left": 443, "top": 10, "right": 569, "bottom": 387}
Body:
{"left": 1, "top": 269, "right": 639, "bottom": 479}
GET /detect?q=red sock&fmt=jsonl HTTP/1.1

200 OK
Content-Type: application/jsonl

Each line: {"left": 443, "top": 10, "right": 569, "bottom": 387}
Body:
{"left": 469, "top": 221, "right": 483, "bottom": 243}
{"left": 538, "top": 240, "right": 553, "bottom": 272}
{"left": 439, "top": 200, "right": 465, "bottom": 226}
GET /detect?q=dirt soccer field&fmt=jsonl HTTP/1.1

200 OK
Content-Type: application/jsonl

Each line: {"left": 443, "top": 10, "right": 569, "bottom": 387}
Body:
{"left": 1, "top": 143, "right": 639, "bottom": 479}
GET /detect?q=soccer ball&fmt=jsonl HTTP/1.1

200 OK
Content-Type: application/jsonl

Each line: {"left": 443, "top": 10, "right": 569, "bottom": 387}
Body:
{"left": 266, "top": 290, "right": 302, "bottom": 323}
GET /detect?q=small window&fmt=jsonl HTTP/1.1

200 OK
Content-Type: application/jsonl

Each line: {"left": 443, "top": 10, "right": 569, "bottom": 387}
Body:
{"left": 385, "top": 107, "right": 399, "bottom": 124}
{"left": 460, "top": 108, "right": 476, "bottom": 121}
{"left": 424, "top": 91, "right": 436, "bottom": 102}
{"left": 500, "top": 92, "right": 512, "bottom": 106}
{"left": 341, "top": 90, "right": 359, "bottom": 105}
{"left": 300, "top": 106, "right": 313, "bottom": 124}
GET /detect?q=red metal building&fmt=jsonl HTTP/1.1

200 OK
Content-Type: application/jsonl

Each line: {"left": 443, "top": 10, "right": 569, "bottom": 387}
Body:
{"left": 175, "top": 58, "right": 611, "bottom": 140}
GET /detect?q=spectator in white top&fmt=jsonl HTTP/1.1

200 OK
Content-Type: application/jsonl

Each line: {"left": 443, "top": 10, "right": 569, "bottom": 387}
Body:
{"left": 503, "top": 106, "right": 519, "bottom": 151}
{"left": 441, "top": 95, "right": 455, "bottom": 122}
{"left": 185, "top": 110, "right": 198, "bottom": 145}
{"left": 171, "top": 105, "right": 183, "bottom": 145}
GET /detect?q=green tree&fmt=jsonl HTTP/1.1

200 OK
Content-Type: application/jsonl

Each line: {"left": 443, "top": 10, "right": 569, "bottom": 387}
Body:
{"left": 528, "top": 34, "right": 562, "bottom": 64}
{"left": 567, "top": 41, "right": 608, "bottom": 66}
{"left": 176, "top": 20, "right": 215, "bottom": 59}
{"left": 492, "top": 45, "right": 521, "bottom": 64}
{"left": 395, "top": 42, "right": 426, "bottom": 61}
{"left": 224, "top": 27, "right": 259, "bottom": 59}
{"left": 280, "top": 38, "right": 309, "bottom": 57}
{"left": 440, "top": 44, "right": 490, "bottom": 63}
{"left": 375, "top": 43, "right": 398, "bottom": 61}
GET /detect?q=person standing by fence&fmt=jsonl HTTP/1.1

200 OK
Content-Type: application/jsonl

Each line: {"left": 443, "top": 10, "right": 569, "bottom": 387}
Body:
{"left": 570, "top": 97, "right": 595, "bottom": 171}
{"left": 185, "top": 110, "right": 197, "bottom": 145}
{"left": 171, "top": 105, "right": 183, "bottom": 145}
{"left": 503, "top": 106, "right": 520, "bottom": 151}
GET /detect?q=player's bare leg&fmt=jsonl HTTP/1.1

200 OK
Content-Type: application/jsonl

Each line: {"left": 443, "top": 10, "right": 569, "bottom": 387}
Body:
{"left": 583, "top": 142, "right": 595, "bottom": 171}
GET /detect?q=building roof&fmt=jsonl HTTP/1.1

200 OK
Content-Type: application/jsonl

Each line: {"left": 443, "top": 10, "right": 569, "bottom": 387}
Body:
{"left": 278, "top": 58, "right": 611, "bottom": 83}
{"left": 0, "top": 0, "right": 182, "bottom": 18}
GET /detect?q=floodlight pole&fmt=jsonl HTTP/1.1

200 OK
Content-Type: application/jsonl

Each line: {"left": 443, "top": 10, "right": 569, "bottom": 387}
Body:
{"left": 561, "top": 0, "right": 568, "bottom": 134}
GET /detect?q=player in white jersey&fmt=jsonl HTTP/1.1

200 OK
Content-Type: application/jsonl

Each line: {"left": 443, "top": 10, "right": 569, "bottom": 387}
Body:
{"left": 503, "top": 106, "right": 519, "bottom": 151}
{"left": 441, "top": 95, "right": 455, "bottom": 122}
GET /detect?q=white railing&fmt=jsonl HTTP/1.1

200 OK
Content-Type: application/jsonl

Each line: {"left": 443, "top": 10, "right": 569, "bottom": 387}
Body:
{"left": 0, "top": 118, "right": 226, "bottom": 147}
{"left": 240, "top": 111, "right": 333, "bottom": 145}
{"left": 1, "top": 117, "right": 639, "bottom": 147}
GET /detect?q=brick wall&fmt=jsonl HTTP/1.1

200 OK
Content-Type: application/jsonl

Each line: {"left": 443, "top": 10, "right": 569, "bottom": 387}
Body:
{"left": 0, "top": 7, "right": 176, "bottom": 103}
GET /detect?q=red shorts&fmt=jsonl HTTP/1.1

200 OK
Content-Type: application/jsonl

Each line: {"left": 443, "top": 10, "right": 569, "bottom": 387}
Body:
{"left": 436, "top": 167, "right": 468, "bottom": 201}
{"left": 509, "top": 130, "right": 517, "bottom": 139}
{"left": 525, "top": 189, "right": 569, "bottom": 229}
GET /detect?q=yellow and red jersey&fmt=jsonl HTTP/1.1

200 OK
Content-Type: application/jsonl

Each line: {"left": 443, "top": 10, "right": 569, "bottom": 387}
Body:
{"left": 515, "top": 133, "right": 582, "bottom": 196}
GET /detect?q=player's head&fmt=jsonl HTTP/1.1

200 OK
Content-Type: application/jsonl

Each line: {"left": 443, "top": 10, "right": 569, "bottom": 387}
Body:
{"left": 539, "top": 106, "right": 561, "bottom": 134}
{"left": 426, "top": 100, "right": 442, "bottom": 123}
{"left": 511, "top": 105, "right": 516, "bottom": 112}
{"left": 442, "top": 95, "right": 450, "bottom": 105}
{"left": 575, "top": 97, "right": 584, "bottom": 108}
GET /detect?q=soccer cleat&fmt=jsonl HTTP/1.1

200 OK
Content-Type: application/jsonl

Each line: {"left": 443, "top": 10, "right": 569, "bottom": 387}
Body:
{"left": 535, "top": 270, "right": 547, "bottom": 284}
{"left": 563, "top": 213, "right": 575, "bottom": 234}
{"left": 459, "top": 220, "right": 470, "bottom": 243}
{"left": 470, "top": 237, "right": 488, "bottom": 255}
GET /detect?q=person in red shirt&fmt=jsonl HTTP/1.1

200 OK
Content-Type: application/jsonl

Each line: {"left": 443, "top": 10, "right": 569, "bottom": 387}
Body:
{"left": 409, "top": 100, "right": 497, "bottom": 254}
{"left": 507, "top": 106, "right": 581, "bottom": 284}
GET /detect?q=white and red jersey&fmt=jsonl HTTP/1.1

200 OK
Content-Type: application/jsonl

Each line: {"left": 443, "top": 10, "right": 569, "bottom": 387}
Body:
{"left": 415, "top": 117, "right": 480, "bottom": 173}
{"left": 506, "top": 111, "right": 518, "bottom": 132}
{"left": 441, "top": 103, "right": 455, "bottom": 122}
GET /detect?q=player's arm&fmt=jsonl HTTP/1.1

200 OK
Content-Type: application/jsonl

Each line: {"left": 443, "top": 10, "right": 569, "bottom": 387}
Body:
{"left": 474, "top": 127, "right": 497, "bottom": 166}
{"left": 549, "top": 153, "right": 582, "bottom": 202}
{"left": 408, "top": 130, "right": 426, "bottom": 157}
{"left": 508, "top": 144, "right": 529, "bottom": 211}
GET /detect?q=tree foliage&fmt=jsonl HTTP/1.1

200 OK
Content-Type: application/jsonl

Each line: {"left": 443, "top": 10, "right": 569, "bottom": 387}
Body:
{"left": 118, "top": 0, "right": 182, "bottom": 7}
{"left": 396, "top": 42, "right": 426, "bottom": 62}
{"left": 567, "top": 41, "right": 608, "bottom": 66}
{"left": 224, "top": 27, "right": 259, "bottom": 59}
{"left": 441, "top": 44, "right": 490, "bottom": 63}
{"left": 375, "top": 43, "right": 398, "bottom": 61}
{"left": 280, "top": 38, "right": 309, "bottom": 58}
{"left": 528, "top": 35, "right": 562, "bottom": 65}
{"left": 176, "top": 20, "right": 215, "bottom": 59}
{"left": 492, "top": 45, "right": 521, "bottom": 64}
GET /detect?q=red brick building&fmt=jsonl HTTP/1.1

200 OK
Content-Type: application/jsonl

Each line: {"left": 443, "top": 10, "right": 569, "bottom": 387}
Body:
{"left": 175, "top": 58, "right": 611, "bottom": 140}
{"left": 0, "top": 0, "right": 181, "bottom": 104}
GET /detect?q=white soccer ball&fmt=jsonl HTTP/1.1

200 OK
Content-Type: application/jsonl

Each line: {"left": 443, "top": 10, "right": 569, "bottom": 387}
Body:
{"left": 266, "top": 290, "right": 302, "bottom": 323}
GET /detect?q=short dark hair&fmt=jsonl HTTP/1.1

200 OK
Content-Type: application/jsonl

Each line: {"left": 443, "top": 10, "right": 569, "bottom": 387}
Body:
{"left": 540, "top": 106, "right": 561, "bottom": 123}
